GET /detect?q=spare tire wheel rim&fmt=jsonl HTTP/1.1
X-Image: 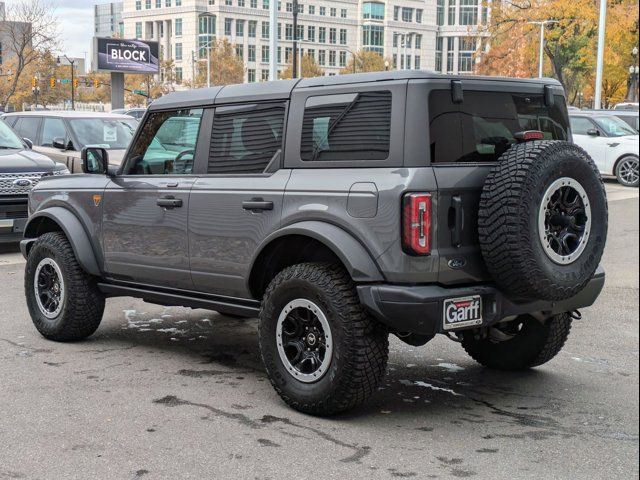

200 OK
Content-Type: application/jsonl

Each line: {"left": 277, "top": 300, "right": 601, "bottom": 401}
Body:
{"left": 538, "top": 177, "right": 592, "bottom": 265}
{"left": 276, "top": 299, "right": 333, "bottom": 383}
{"left": 34, "top": 258, "right": 65, "bottom": 319}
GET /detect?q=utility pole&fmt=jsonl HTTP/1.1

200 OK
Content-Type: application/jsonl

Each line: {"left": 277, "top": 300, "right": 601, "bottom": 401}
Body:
{"left": 528, "top": 20, "right": 558, "bottom": 78}
{"left": 269, "top": 0, "right": 277, "bottom": 80}
{"left": 594, "top": 0, "right": 607, "bottom": 109}
{"left": 292, "top": 0, "right": 299, "bottom": 79}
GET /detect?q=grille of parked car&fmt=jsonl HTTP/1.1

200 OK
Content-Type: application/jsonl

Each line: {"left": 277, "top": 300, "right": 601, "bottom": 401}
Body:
{"left": 0, "top": 172, "right": 47, "bottom": 195}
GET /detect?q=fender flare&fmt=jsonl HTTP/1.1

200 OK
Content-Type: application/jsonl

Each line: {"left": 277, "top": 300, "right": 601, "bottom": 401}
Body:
{"left": 22, "top": 207, "right": 101, "bottom": 277}
{"left": 250, "top": 221, "right": 384, "bottom": 283}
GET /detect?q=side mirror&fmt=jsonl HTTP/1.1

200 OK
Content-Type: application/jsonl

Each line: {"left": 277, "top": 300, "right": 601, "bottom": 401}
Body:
{"left": 52, "top": 137, "right": 67, "bottom": 149}
{"left": 81, "top": 146, "right": 109, "bottom": 175}
{"left": 23, "top": 138, "right": 33, "bottom": 149}
{"left": 586, "top": 128, "right": 600, "bottom": 136}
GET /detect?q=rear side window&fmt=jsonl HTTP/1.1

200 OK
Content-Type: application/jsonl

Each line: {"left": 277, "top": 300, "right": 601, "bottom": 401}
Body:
{"left": 41, "top": 118, "right": 68, "bottom": 147}
{"left": 429, "top": 90, "right": 569, "bottom": 163}
{"left": 570, "top": 117, "right": 595, "bottom": 135}
{"left": 13, "top": 117, "right": 41, "bottom": 143}
{"left": 208, "top": 103, "right": 285, "bottom": 174}
{"left": 301, "top": 91, "right": 392, "bottom": 162}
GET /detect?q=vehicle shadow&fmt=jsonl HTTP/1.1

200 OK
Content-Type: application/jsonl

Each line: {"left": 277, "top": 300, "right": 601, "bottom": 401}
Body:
{"left": 0, "top": 243, "right": 20, "bottom": 254}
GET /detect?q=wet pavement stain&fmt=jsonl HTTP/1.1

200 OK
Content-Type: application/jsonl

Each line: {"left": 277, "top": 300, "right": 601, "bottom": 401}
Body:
{"left": 257, "top": 438, "right": 280, "bottom": 447}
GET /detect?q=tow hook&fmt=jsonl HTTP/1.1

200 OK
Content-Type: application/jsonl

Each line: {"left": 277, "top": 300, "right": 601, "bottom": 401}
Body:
{"left": 569, "top": 310, "right": 582, "bottom": 320}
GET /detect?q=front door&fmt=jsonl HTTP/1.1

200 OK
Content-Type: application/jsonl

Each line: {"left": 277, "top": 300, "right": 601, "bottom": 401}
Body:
{"left": 189, "top": 102, "right": 290, "bottom": 298}
{"left": 102, "top": 108, "right": 204, "bottom": 290}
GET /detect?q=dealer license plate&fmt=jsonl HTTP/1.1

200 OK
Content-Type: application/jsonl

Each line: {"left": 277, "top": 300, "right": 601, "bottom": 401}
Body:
{"left": 443, "top": 295, "right": 483, "bottom": 331}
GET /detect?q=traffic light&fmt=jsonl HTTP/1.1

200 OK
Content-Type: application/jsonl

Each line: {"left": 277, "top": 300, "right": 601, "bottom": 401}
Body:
{"left": 50, "top": 77, "right": 56, "bottom": 88}
{"left": 73, "top": 78, "right": 79, "bottom": 89}
{"left": 6, "top": 75, "right": 11, "bottom": 84}
{"left": 32, "top": 77, "right": 38, "bottom": 88}
{"left": 93, "top": 79, "right": 100, "bottom": 88}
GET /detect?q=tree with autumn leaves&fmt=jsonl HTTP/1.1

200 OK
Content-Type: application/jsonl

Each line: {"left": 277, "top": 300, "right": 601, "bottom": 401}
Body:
{"left": 477, "top": 0, "right": 639, "bottom": 107}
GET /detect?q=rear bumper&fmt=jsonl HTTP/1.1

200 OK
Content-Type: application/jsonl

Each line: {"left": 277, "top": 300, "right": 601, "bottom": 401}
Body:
{"left": 357, "top": 266, "right": 606, "bottom": 336}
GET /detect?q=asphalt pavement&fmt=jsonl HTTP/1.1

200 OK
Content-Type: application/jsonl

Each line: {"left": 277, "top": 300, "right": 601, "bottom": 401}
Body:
{"left": 0, "top": 181, "right": 638, "bottom": 480}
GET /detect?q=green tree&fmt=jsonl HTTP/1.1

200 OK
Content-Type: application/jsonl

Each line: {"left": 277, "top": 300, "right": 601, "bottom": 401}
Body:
{"left": 280, "top": 54, "right": 324, "bottom": 79}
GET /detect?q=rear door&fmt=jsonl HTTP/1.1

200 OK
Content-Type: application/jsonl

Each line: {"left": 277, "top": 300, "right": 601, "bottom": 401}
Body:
{"left": 424, "top": 81, "right": 571, "bottom": 285}
{"left": 569, "top": 116, "right": 608, "bottom": 174}
{"left": 188, "top": 102, "right": 290, "bottom": 298}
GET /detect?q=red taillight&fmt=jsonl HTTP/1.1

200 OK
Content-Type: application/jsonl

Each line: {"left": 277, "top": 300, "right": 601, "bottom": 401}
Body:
{"left": 402, "top": 193, "right": 432, "bottom": 256}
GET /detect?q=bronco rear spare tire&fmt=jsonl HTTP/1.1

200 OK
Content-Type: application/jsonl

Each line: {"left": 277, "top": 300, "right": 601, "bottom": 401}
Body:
{"left": 478, "top": 141, "right": 607, "bottom": 301}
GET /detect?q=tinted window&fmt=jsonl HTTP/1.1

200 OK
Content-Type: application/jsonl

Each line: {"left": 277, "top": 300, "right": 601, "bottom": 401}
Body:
{"left": 616, "top": 115, "right": 639, "bottom": 132}
{"left": 429, "top": 91, "right": 569, "bottom": 163}
{"left": 208, "top": 103, "right": 285, "bottom": 174}
{"left": 125, "top": 109, "right": 203, "bottom": 175}
{"left": 0, "top": 120, "right": 25, "bottom": 149}
{"left": 301, "top": 91, "right": 391, "bottom": 162}
{"left": 41, "top": 118, "right": 68, "bottom": 147}
{"left": 13, "top": 117, "right": 41, "bottom": 143}
{"left": 570, "top": 116, "right": 595, "bottom": 135}
{"left": 592, "top": 116, "right": 637, "bottom": 137}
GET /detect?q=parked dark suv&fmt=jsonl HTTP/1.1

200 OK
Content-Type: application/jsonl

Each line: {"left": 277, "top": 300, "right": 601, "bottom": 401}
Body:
{"left": 20, "top": 72, "right": 608, "bottom": 415}
{"left": 0, "top": 119, "right": 69, "bottom": 243}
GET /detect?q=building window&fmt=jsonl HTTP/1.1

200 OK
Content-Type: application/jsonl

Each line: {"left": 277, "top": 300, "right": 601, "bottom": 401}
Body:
{"left": 248, "top": 20, "right": 257, "bottom": 38}
{"left": 285, "top": 47, "right": 292, "bottom": 63}
{"left": 341, "top": 8, "right": 347, "bottom": 18}
{"left": 176, "top": 0, "right": 181, "bottom": 4}
{"left": 339, "top": 29, "right": 347, "bottom": 45}
{"left": 402, "top": 7, "right": 413, "bottom": 22}
{"left": 437, "top": 0, "right": 445, "bottom": 26}
{"left": 285, "top": 23, "right": 293, "bottom": 40}
{"left": 416, "top": 9, "right": 423, "bottom": 23}
{"left": 329, "top": 28, "right": 337, "bottom": 44}
{"left": 459, "top": 0, "right": 478, "bottom": 25}
{"left": 458, "top": 37, "right": 476, "bottom": 72}
{"left": 236, "top": 19, "right": 245, "bottom": 37}
{"left": 261, "top": 70, "right": 270, "bottom": 81}
{"left": 394, "top": 6, "right": 400, "bottom": 21}
{"left": 448, "top": 0, "right": 456, "bottom": 25}
{"left": 198, "top": 15, "right": 216, "bottom": 58}
{"left": 165, "top": 0, "right": 171, "bottom": 5}
{"left": 238, "top": 0, "right": 245, "bottom": 6}
{"left": 330, "top": 7, "right": 337, "bottom": 17}
{"left": 248, "top": 45, "right": 256, "bottom": 62}
{"left": 175, "top": 42, "right": 183, "bottom": 60}
{"left": 362, "top": 25, "right": 384, "bottom": 56}
{"left": 135, "top": 22, "right": 142, "bottom": 38}
{"left": 414, "top": 56, "right": 421, "bottom": 69}
{"left": 250, "top": 0, "right": 257, "bottom": 7}
{"left": 363, "top": 2, "right": 385, "bottom": 20}
{"left": 308, "top": 26, "right": 315, "bottom": 42}
{"left": 318, "top": 50, "right": 326, "bottom": 65}
{"left": 328, "top": 50, "right": 336, "bottom": 66}
{"left": 435, "top": 37, "right": 443, "bottom": 72}
{"left": 262, "top": 0, "right": 269, "bottom": 9}
{"left": 248, "top": 69, "right": 256, "bottom": 82}
{"left": 262, "top": 21, "right": 270, "bottom": 39}
{"left": 309, "top": 5, "right": 315, "bottom": 14}
{"left": 297, "top": 24, "right": 304, "bottom": 41}
{"left": 447, "top": 37, "right": 455, "bottom": 73}
{"left": 319, "top": 27, "right": 326, "bottom": 43}
{"left": 236, "top": 44, "right": 244, "bottom": 59}
{"left": 225, "top": 18, "right": 233, "bottom": 36}
{"left": 262, "top": 45, "right": 270, "bottom": 63}
{"left": 136, "top": 0, "right": 141, "bottom": 10}
{"left": 145, "top": 0, "right": 151, "bottom": 9}
{"left": 156, "top": 0, "right": 161, "bottom": 7}
{"left": 415, "top": 34, "right": 422, "bottom": 49}
{"left": 175, "top": 67, "right": 182, "bottom": 83}
{"left": 319, "top": 6, "right": 326, "bottom": 15}
{"left": 339, "top": 51, "right": 347, "bottom": 67}
{"left": 175, "top": 18, "right": 182, "bottom": 36}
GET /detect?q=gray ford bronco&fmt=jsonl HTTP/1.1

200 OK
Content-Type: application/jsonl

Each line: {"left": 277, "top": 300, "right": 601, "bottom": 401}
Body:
{"left": 21, "top": 72, "right": 608, "bottom": 415}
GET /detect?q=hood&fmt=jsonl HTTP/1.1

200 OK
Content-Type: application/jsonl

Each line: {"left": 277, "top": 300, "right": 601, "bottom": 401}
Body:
{"left": 0, "top": 148, "right": 59, "bottom": 173}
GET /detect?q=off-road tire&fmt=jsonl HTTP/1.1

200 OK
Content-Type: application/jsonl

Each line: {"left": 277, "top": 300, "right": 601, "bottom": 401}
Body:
{"left": 479, "top": 141, "right": 608, "bottom": 301}
{"left": 25, "top": 232, "right": 105, "bottom": 342}
{"left": 461, "top": 313, "right": 572, "bottom": 371}
{"left": 259, "top": 263, "right": 389, "bottom": 416}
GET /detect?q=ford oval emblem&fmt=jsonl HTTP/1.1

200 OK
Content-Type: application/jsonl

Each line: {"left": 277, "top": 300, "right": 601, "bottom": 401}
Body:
{"left": 13, "top": 178, "right": 33, "bottom": 187}
{"left": 448, "top": 257, "right": 467, "bottom": 270}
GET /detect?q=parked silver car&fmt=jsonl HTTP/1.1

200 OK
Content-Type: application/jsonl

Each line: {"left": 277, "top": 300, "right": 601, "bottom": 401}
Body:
{"left": 1, "top": 111, "right": 138, "bottom": 172}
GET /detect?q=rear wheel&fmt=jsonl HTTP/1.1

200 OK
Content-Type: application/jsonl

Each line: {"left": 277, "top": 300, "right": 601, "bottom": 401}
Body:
{"left": 258, "top": 263, "right": 388, "bottom": 416}
{"left": 25, "top": 232, "right": 105, "bottom": 342}
{"left": 615, "top": 155, "right": 639, "bottom": 188}
{"left": 461, "top": 313, "right": 572, "bottom": 371}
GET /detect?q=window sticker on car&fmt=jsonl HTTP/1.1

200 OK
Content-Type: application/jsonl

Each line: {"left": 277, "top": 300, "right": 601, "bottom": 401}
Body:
{"left": 104, "top": 125, "right": 118, "bottom": 143}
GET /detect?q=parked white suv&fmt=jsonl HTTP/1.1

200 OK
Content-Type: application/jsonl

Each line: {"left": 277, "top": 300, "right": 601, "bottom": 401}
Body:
{"left": 570, "top": 114, "right": 639, "bottom": 187}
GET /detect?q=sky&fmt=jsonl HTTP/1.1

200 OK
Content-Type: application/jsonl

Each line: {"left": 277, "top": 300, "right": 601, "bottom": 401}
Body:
{"left": 4, "top": 0, "right": 98, "bottom": 65}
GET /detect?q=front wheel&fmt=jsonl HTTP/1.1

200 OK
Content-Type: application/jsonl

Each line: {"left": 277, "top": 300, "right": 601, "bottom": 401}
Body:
{"left": 25, "top": 232, "right": 105, "bottom": 342}
{"left": 461, "top": 313, "right": 572, "bottom": 371}
{"left": 258, "top": 263, "right": 389, "bottom": 416}
{"left": 615, "top": 156, "right": 639, "bottom": 188}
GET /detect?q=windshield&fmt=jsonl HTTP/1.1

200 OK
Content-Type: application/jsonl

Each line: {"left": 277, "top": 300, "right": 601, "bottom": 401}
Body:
{"left": 0, "top": 119, "right": 27, "bottom": 150}
{"left": 592, "top": 116, "right": 638, "bottom": 137}
{"left": 68, "top": 118, "right": 137, "bottom": 149}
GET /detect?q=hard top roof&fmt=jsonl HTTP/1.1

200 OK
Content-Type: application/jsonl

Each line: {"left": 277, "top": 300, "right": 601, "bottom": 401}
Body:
{"left": 2, "top": 110, "right": 135, "bottom": 119}
{"left": 148, "top": 71, "right": 563, "bottom": 110}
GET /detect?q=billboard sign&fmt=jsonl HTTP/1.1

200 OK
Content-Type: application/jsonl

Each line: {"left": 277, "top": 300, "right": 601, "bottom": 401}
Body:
{"left": 93, "top": 37, "right": 159, "bottom": 74}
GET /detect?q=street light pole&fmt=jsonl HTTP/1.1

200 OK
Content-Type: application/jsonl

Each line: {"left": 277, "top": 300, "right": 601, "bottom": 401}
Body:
{"left": 594, "top": 0, "right": 607, "bottom": 109}
{"left": 626, "top": 47, "right": 639, "bottom": 103}
{"left": 58, "top": 55, "right": 76, "bottom": 110}
{"left": 292, "top": 0, "right": 299, "bottom": 79}
{"left": 269, "top": 0, "right": 277, "bottom": 80}
{"left": 528, "top": 20, "right": 558, "bottom": 78}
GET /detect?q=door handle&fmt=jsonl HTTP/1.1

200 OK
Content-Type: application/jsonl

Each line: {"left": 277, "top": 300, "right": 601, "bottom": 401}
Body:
{"left": 242, "top": 199, "right": 274, "bottom": 212}
{"left": 450, "top": 196, "right": 464, "bottom": 248}
{"left": 157, "top": 196, "right": 183, "bottom": 209}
